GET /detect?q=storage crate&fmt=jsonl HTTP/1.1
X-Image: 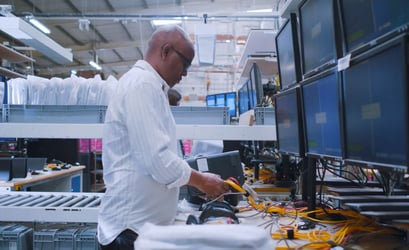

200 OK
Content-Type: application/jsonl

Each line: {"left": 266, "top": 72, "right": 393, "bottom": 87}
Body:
{"left": 0, "top": 224, "right": 33, "bottom": 250}
{"left": 55, "top": 229, "right": 78, "bottom": 250}
{"left": 254, "top": 107, "right": 276, "bottom": 125}
{"left": 2, "top": 104, "right": 107, "bottom": 124}
{"left": 33, "top": 229, "right": 58, "bottom": 250}
{"left": 75, "top": 228, "right": 98, "bottom": 250}
{"left": 171, "top": 106, "right": 230, "bottom": 125}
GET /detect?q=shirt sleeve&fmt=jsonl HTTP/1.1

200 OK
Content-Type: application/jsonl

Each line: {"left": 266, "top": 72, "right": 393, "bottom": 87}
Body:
{"left": 123, "top": 76, "right": 191, "bottom": 188}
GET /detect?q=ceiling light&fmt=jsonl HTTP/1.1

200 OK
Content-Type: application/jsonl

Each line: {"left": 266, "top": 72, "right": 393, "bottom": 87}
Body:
{"left": 28, "top": 18, "right": 51, "bottom": 34}
{"left": 89, "top": 60, "right": 102, "bottom": 70}
{"left": 151, "top": 19, "right": 182, "bottom": 26}
{"left": 246, "top": 9, "right": 273, "bottom": 13}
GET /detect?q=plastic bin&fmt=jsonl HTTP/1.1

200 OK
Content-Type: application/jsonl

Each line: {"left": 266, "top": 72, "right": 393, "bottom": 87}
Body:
{"left": 2, "top": 104, "right": 107, "bottom": 124}
{"left": 171, "top": 106, "right": 230, "bottom": 125}
{"left": 254, "top": 107, "right": 276, "bottom": 125}
{"left": 34, "top": 228, "right": 80, "bottom": 250}
{"left": 75, "top": 228, "right": 98, "bottom": 250}
{"left": 0, "top": 224, "right": 33, "bottom": 250}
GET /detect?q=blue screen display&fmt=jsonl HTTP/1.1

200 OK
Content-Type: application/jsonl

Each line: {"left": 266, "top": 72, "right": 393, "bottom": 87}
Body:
{"left": 275, "top": 87, "right": 303, "bottom": 156}
{"left": 215, "top": 94, "right": 225, "bottom": 107}
{"left": 206, "top": 95, "right": 216, "bottom": 106}
{"left": 302, "top": 71, "right": 342, "bottom": 158}
{"left": 341, "top": 0, "right": 409, "bottom": 53}
{"left": 300, "top": 0, "right": 337, "bottom": 76}
{"left": 225, "top": 92, "right": 236, "bottom": 117}
{"left": 343, "top": 42, "right": 407, "bottom": 166}
{"left": 238, "top": 82, "right": 249, "bottom": 114}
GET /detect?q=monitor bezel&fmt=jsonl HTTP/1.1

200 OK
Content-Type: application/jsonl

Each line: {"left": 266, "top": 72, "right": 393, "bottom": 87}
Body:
{"left": 300, "top": 67, "right": 345, "bottom": 161}
{"left": 341, "top": 34, "right": 409, "bottom": 172}
{"left": 276, "top": 12, "right": 302, "bottom": 91}
{"left": 248, "top": 63, "right": 263, "bottom": 109}
{"left": 298, "top": 0, "right": 342, "bottom": 78}
{"left": 274, "top": 86, "right": 305, "bottom": 157}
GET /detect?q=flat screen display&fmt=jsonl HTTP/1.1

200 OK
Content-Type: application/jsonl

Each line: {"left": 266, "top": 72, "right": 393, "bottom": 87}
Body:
{"left": 299, "top": 0, "right": 338, "bottom": 77}
{"left": 276, "top": 13, "right": 302, "bottom": 90}
{"left": 225, "top": 92, "right": 236, "bottom": 117}
{"left": 340, "top": 0, "right": 409, "bottom": 54}
{"left": 248, "top": 63, "right": 263, "bottom": 109}
{"left": 302, "top": 70, "right": 342, "bottom": 158}
{"left": 238, "top": 81, "right": 249, "bottom": 114}
{"left": 343, "top": 38, "right": 408, "bottom": 168}
{"left": 206, "top": 95, "right": 216, "bottom": 107}
{"left": 275, "top": 87, "right": 304, "bottom": 156}
{"left": 215, "top": 94, "right": 225, "bottom": 107}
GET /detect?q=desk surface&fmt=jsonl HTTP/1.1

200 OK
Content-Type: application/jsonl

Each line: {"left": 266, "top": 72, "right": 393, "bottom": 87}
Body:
{"left": 0, "top": 165, "right": 85, "bottom": 188}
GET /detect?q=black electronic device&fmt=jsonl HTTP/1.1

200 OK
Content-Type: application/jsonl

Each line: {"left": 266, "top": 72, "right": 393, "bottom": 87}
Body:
{"left": 238, "top": 81, "right": 250, "bottom": 115}
{"left": 185, "top": 150, "right": 245, "bottom": 206}
{"left": 26, "top": 157, "right": 47, "bottom": 172}
{"left": 299, "top": 0, "right": 342, "bottom": 78}
{"left": 301, "top": 68, "right": 343, "bottom": 160}
{"left": 11, "top": 157, "right": 27, "bottom": 179}
{"left": 186, "top": 201, "right": 239, "bottom": 225}
{"left": 338, "top": 0, "right": 409, "bottom": 56}
{"left": 276, "top": 13, "right": 302, "bottom": 90}
{"left": 274, "top": 86, "right": 305, "bottom": 157}
{"left": 0, "top": 158, "right": 12, "bottom": 182}
{"left": 342, "top": 34, "right": 409, "bottom": 171}
{"left": 248, "top": 63, "right": 263, "bottom": 109}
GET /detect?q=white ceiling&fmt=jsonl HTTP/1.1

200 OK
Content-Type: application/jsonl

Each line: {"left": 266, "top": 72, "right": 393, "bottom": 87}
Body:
{"left": 0, "top": 0, "right": 287, "bottom": 97}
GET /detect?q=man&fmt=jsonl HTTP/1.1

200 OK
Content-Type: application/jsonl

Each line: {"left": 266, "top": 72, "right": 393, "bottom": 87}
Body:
{"left": 98, "top": 25, "right": 230, "bottom": 249}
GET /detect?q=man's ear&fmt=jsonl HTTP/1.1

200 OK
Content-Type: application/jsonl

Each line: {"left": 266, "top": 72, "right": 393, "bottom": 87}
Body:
{"left": 161, "top": 43, "right": 171, "bottom": 60}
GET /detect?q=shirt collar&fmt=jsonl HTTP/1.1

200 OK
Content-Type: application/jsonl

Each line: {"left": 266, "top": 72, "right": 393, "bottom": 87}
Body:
{"left": 134, "top": 60, "right": 169, "bottom": 93}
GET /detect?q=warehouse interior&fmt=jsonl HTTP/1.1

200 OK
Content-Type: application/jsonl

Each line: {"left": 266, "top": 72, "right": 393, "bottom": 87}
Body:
{"left": 1, "top": 0, "right": 409, "bottom": 249}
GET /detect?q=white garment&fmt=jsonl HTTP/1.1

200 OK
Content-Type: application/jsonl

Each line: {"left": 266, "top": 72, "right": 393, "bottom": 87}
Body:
{"left": 98, "top": 60, "right": 192, "bottom": 245}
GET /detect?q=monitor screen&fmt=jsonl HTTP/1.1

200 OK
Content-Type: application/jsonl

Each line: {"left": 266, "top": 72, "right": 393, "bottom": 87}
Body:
{"left": 276, "top": 13, "right": 302, "bottom": 90}
{"left": 340, "top": 0, "right": 409, "bottom": 54}
{"left": 185, "top": 150, "right": 245, "bottom": 206}
{"left": 0, "top": 158, "right": 12, "bottom": 182}
{"left": 206, "top": 95, "right": 216, "bottom": 107}
{"left": 301, "top": 69, "right": 342, "bottom": 159}
{"left": 343, "top": 37, "right": 408, "bottom": 168}
{"left": 248, "top": 63, "right": 263, "bottom": 109}
{"left": 215, "top": 94, "right": 226, "bottom": 107}
{"left": 225, "top": 92, "right": 237, "bottom": 117}
{"left": 299, "top": 0, "right": 339, "bottom": 77}
{"left": 238, "top": 81, "right": 249, "bottom": 114}
{"left": 275, "top": 87, "right": 304, "bottom": 156}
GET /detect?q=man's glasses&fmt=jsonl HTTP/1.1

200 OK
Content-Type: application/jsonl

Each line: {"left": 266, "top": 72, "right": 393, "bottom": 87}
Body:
{"left": 170, "top": 46, "right": 191, "bottom": 71}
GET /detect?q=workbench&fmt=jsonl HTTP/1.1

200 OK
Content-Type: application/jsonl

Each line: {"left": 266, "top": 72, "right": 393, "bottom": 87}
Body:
{"left": 0, "top": 165, "right": 84, "bottom": 192}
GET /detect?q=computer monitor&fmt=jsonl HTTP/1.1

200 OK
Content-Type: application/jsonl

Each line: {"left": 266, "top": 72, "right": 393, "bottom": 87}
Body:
{"left": 238, "top": 81, "right": 249, "bottom": 115}
{"left": 26, "top": 157, "right": 47, "bottom": 171}
{"left": 339, "top": 0, "right": 409, "bottom": 55}
{"left": 11, "top": 157, "right": 27, "bottom": 179}
{"left": 0, "top": 158, "right": 12, "bottom": 182}
{"left": 186, "top": 150, "right": 245, "bottom": 206}
{"left": 248, "top": 63, "right": 263, "bottom": 109}
{"left": 274, "top": 86, "right": 305, "bottom": 157}
{"left": 225, "top": 92, "right": 237, "bottom": 117}
{"left": 342, "top": 35, "right": 409, "bottom": 171}
{"left": 301, "top": 68, "right": 343, "bottom": 159}
{"left": 206, "top": 95, "right": 216, "bottom": 107}
{"left": 215, "top": 93, "right": 226, "bottom": 107}
{"left": 276, "top": 13, "right": 302, "bottom": 90}
{"left": 299, "top": 0, "right": 341, "bottom": 77}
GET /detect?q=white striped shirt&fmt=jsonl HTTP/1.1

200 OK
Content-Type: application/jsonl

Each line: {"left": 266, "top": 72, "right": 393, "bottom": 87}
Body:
{"left": 98, "top": 60, "right": 192, "bottom": 245}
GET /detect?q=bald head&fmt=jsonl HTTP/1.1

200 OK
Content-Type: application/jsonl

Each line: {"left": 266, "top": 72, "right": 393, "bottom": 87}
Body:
{"left": 145, "top": 25, "right": 195, "bottom": 87}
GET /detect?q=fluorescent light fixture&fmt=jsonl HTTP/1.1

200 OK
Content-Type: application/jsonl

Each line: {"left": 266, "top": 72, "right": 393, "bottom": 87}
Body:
{"left": 246, "top": 9, "right": 273, "bottom": 13}
{"left": 0, "top": 17, "right": 73, "bottom": 63}
{"left": 89, "top": 60, "right": 102, "bottom": 70}
{"left": 151, "top": 19, "right": 182, "bottom": 26}
{"left": 29, "top": 18, "right": 50, "bottom": 34}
